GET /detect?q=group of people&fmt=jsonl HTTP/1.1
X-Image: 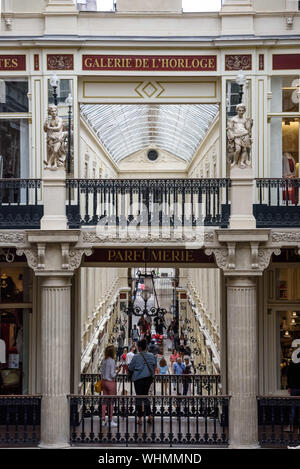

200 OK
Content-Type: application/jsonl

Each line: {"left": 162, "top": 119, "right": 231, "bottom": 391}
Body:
{"left": 100, "top": 314, "right": 195, "bottom": 425}
{"left": 100, "top": 339, "right": 156, "bottom": 426}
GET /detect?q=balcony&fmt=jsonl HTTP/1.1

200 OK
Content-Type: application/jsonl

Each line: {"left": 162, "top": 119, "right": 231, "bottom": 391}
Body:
{"left": 66, "top": 178, "right": 231, "bottom": 233}
{"left": 0, "top": 179, "right": 43, "bottom": 229}
{"left": 254, "top": 179, "right": 300, "bottom": 228}
{"left": 0, "top": 395, "right": 42, "bottom": 447}
{"left": 69, "top": 394, "right": 230, "bottom": 446}
{"left": 257, "top": 396, "right": 300, "bottom": 448}
{"left": 1, "top": 176, "right": 300, "bottom": 231}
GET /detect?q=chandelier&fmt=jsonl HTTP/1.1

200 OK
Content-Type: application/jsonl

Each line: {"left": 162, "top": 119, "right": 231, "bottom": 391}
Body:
{"left": 124, "top": 249, "right": 167, "bottom": 319}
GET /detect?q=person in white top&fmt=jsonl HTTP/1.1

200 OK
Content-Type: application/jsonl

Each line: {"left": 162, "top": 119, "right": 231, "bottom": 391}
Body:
{"left": 100, "top": 345, "right": 120, "bottom": 426}
{"left": 126, "top": 345, "right": 136, "bottom": 366}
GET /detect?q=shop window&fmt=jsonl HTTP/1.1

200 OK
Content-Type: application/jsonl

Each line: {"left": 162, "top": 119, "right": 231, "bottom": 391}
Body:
{"left": 0, "top": 119, "right": 29, "bottom": 179}
{"left": 271, "top": 76, "right": 299, "bottom": 113}
{"left": 279, "top": 311, "right": 300, "bottom": 390}
{"left": 269, "top": 117, "right": 299, "bottom": 178}
{"left": 275, "top": 268, "right": 300, "bottom": 300}
{"left": 0, "top": 79, "right": 28, "bottom": 113}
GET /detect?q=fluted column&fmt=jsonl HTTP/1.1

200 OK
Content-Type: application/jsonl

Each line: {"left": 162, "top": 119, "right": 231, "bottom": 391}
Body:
{"left": 227, "top": 276, "right": 259, "bottom": 448}
{"left": 39, "top": 275, "right": 72, "bottom": 448}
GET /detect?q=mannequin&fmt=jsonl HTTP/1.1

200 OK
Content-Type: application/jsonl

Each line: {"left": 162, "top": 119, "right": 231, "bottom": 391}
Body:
{"left": 282, "top": 152, "right": 296, "bottom": 178}
{"left": 282, "top": 152, "right": 298, "bottom": 204}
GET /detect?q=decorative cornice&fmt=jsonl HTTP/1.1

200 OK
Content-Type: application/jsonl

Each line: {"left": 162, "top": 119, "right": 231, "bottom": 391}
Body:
{"left": 271, "top": 231, "right": 300, "bottom": 243}
{"left": 0, "top": 232, "right": 26, "bottom": 245}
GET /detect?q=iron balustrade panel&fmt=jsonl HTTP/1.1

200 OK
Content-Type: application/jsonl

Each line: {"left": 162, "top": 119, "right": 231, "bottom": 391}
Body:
{"left": 80, "top": 374, "right": 221, "bottom": 397}
{"left": 68, "top": 394, "right": 230, "bottom": 446}
{"left": 0, "top": 395, "right": 42, "bottom": 446}
{"left": 66, "top": 179, "right": 231, "bottom": 230}
{"left": 257, "top": 396, "right": 300, "bottom": 448}
{"left": 254, "top": 179, "right": 300, "bottom": 228}
{"left": 0, "top": 179, "right": 43, "bottom": 229}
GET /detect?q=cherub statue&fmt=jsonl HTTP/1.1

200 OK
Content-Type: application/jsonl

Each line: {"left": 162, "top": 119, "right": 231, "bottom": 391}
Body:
{"left": 43, "top": 104, "right": 67, "bottom": 169}
{"left": 227, "top": 103, "right": 253, "bottom": 168}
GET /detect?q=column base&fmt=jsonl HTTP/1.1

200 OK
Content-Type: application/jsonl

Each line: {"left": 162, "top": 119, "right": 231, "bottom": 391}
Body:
{"left": 229, "top": 443, "right": 261, "bottom": 449}
{"left": 229, "top": 215, "right": 256, "bottom": 229}
{"left": 40, "top": 215, "right": 68, "bottom": 230}
{"left": 38, "top": 442, "right": 71, "bottom": 449}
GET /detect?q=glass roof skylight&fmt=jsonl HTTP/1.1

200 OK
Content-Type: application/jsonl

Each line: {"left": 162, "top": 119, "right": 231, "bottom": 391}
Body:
{"left": 80, "top": 104, "right": 219, "bottom": 164}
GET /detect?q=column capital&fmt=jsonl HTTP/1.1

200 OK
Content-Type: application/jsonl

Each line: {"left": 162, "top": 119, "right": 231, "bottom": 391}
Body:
{"left": 16, "top": 236, "right": 93, "bottom": 274}
{"left": 205, "top": 231, "right": 281, "bottom": 275}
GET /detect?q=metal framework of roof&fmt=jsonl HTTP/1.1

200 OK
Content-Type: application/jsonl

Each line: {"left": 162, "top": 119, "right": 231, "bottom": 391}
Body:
{"left": 80, "top": 104, "right": 219, "bottom": 164}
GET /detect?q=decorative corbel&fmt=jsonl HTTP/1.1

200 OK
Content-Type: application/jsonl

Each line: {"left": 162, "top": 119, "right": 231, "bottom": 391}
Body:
{"left": 227, "top": 242, "right": 236, "bottom": 269}
{"left": 65, "top": 248, "right": 93, "bottom": 271}
{"left": 61, "top": 243, "right": 70, "bottom": 270}
{"left": 204, "top": 248, "right": 229, "bottom": 270}
{"left": 251, "top": 242, "right": 259, "bottom": 269}
{"left": 16, "top": 248, "right": 39, "bottom": 271}
{"left": 257, "top": 248, "right": 281, "bottom": 271}
{"left": 37, "top": 243, "right": 46, "bottom": 270}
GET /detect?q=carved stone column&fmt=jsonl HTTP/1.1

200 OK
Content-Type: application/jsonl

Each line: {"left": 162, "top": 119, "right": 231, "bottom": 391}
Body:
{"left": 226, "top": 276, "right": 259, "bottom": 448}
{"left": 39, "top": 275, "right": 72, "bottom": 448}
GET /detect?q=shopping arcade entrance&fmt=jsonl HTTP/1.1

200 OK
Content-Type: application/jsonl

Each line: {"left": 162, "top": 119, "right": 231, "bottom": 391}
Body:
{"left": 72, "top": 247, "right": 228, "bottom": 447}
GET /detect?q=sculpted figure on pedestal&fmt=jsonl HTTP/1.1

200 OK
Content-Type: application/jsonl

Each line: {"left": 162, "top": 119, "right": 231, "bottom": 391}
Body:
{"left": 43, "top": 105, "right": 67, "bottom": 169}
{"left": 227, "top": 103, "right": 253, "bottom": 169}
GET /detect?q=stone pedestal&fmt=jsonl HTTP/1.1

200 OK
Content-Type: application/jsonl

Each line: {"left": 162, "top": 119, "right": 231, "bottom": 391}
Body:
{"left": 39, "top": 275, "right": 72, "bottom": 448}
{"left": 41, "top": 167, "right": 68, "bottom": 230}
{"left": 226, "top": 276, "right": 259, "bottom": 448}
{"left": 116, "top": 0, "right": 182, "bottom": 13}
{"left": 229, "top": 166, "right": 256, "bottom": 230}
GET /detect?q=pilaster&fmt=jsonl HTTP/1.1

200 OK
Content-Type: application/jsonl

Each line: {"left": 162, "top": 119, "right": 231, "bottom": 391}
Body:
{"left": 44, "top": 0, "right": 78, "bottom": 35}
{"left": 39, "top": 274, "right": 72, "bottom": 448}
{"left": 226, "top": 276, "right": 259, "bottom": 448}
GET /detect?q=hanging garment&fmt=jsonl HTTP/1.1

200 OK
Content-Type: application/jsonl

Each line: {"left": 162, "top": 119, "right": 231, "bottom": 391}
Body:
{"left": 0, "top": 339, "right": 5, "bottom": 363}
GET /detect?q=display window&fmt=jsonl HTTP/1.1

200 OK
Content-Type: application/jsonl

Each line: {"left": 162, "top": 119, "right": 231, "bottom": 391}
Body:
{"left": 0, "top": 79, "right": 28, "bottom": 113}
{"left": 269, "top": 76, "right": 300, "bottom": 178}
{"left": 279, "top": 311, "right": 300, "bottom": 390}
{"left": 0, "top": 78, "right": 30, "bottom": 179}
{"left": 275, "top": 268, "right": 300, "bottom": 300}
{"left": 271, "top": 76, "right": 300, "bottom": 113}
{"left": 0, "top": 267, "right": 30, "bottom": 394}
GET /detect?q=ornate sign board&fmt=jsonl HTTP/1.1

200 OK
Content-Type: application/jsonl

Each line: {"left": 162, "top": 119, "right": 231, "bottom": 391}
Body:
{"left": 273, "top": 54, "right": 300, "bottom": 70}
{"left": 82, "top": 55, "right": 217, "bottom": 72}
{"left": 0, "top": 55, "right": 26, "bottom": 71}
{"left": 83, "top": 248, "right": 215, "bottom": 266}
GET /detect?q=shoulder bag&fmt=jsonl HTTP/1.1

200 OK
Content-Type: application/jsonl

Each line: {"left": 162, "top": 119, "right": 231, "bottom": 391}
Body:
{"left": 140, "top": 352, "right": 154, "bottom": 382}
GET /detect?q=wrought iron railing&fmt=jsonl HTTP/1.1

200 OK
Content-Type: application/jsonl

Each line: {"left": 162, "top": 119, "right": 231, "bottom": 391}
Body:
{"left": 66, "top": 178, "right": 231, "bottom": 230}
{"left": 0, "top": 395, "right": 42, "bottom": 446}
{"left": 69, "top": 394, "right": 230, "bottom": 446}
{"left": 0, "top": 179, "right": 43, "bottom": 229}
{"left": 81, "top": 373, "right": 221, "bottom": 396}
{"left": 257, "top": 396, "right": 300, "bottom": 448}
{"left": 254, "top": 178, "right": 300, "bottom": 227}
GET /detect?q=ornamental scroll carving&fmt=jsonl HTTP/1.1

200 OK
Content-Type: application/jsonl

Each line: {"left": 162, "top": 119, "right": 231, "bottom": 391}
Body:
{"left": 47, "top": 54, "right": 74, "bottom": 71}
{"left": 225, "top": 55, "right": 252, "bottom": 71}
{"left": 0, "top": 232, "right": 26, "bottom": 244}
{"left": 16, "top": 248, "right": 39, "bottom": 270}
{"left": 63, "top": 248, "right": 93, "bottom": 271}
{"left": 271, "top": 232, "right": 300, "bottom": 242}
{"left": 205, "top": 248, "right": 229, "bottom": 270}
{"left": 257, "top": 248, "right": 281, "bottom": 270}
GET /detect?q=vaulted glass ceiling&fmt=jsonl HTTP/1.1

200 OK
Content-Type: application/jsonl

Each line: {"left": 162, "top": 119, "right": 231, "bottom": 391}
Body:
{"left": 80, "top": 104, "right": 219, "bottom": 164}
